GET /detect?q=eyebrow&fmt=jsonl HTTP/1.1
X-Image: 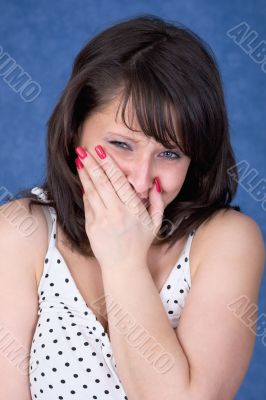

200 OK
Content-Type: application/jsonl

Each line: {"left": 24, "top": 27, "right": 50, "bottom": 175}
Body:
{"left": 106, "top": 132, "right": 141, "bottom": 143}
{"left": 105, "top": 131, "right": 182, "bottom": 151}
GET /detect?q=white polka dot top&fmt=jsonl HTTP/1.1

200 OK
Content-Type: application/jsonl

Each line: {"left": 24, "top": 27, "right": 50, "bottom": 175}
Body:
{"left": 29, "top": 186, "right": 195, "bottom": 400}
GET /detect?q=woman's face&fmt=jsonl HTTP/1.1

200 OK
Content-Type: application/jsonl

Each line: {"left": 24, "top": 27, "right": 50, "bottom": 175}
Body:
{"left": 78, "top": 95, "right": 191, "bottom": 211}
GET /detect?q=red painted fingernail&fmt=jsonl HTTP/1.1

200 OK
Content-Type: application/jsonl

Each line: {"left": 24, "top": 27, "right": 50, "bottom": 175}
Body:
{"left": 75, "top": 157, "right": 84, "bottom": 170}
{"left": 95, "top": 145, "right": 106, "bottom": 159}
{"left": 155, "top": 177, "right": 161, "bottom": 193}
{"left": 75, "top": 146, "right": 87, "bottom": 159}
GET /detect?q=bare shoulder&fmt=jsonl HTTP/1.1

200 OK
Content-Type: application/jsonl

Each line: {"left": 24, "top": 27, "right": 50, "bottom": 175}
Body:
{"left": 176, "top": 208, "right": 265, "bottom": 399}
{"left": 0, "top": 197, "right": 49, "bottom": 282}
{"left": 195, "top": 208, "right": 265, "bottom": 275}
{"left": 0, "top": 198, "right": 50, "bottom": 397}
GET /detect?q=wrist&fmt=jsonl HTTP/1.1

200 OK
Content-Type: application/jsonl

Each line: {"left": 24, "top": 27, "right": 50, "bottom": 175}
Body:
{"left": 100, "top": 258, "right": 148, "bottom": 272}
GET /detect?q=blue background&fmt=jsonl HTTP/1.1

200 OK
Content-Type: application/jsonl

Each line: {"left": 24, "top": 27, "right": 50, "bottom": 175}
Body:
{"left": 0, "top": 1, "right": 265, "bottom": 398}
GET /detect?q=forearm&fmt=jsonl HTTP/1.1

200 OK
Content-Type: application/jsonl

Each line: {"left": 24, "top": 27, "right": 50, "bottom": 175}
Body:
{"left": 100, "top": 261, "right": 191, "bottom": 400}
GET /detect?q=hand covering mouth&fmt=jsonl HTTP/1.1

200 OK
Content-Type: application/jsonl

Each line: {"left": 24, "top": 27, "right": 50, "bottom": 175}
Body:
{"left": 140, "top": 198, "right": 149, "bottom": 208}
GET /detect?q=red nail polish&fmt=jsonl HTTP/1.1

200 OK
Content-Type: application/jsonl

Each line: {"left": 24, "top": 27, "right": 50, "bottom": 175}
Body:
{"left": 95, "top": 145, "right": 106, "bottom": 159}
{"left": 75, "top": 146, "right": 87, "bottom": 159}
{"left": 155, "top": 177, "right": 161, "bottom": 193}
{"left": 75, "top": 157, "right": 84, "bottom": 169}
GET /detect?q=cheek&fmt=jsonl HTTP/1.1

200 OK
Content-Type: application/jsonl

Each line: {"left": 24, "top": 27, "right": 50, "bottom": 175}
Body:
{"left": 108, "top": 152, "right": 126, "bottom": 173}
{"left": 160, "top": 163, "right": 190, "bottom": 204}
{"left": 161, "top": 170, "right": 186, "bottom": 193}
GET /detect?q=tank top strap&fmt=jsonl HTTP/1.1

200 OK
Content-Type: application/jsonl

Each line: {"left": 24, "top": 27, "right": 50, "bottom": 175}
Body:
{"left": 40, "top": 205, "right": 52, "bottom": 236}
{"left": 181, "top": 228, "right": 196, "bottom": 289}
{"left": 183, "top": 228, "right": 196, "bottom": 259}
{"left": 31, "top": 186, "right": 57, "bottom": 249}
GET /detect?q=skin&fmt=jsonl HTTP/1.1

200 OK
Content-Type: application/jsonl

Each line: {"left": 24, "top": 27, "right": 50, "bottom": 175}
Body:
{"left": 78, "top": 94, "right": 191, "bottom": 245}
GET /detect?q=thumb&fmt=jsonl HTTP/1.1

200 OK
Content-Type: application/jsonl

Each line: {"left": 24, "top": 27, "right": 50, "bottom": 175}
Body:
{"left": 148, "top": 178, "right": 164, "bottom": 236}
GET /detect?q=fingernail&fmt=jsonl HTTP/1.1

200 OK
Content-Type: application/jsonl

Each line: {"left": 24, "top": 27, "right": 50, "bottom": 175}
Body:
{"left": 75, "top": 157, "right": 84, "bottom": 170}
{"left": 154, "top": 177, "right": 161, "bottom": 193}
{"left": 95, "top": 145, "right": 106, "bottom": 159}
{"left": 75, "top": 146, "right": 87, "bottom": 159}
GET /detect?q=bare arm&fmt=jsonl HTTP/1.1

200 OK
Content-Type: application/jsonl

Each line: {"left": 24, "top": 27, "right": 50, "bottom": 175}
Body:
{"left": 0, "top": 199, "right": 40, "bottom": 400}
{"left": 99, "top": 211, "right": 265, "bottom": 400}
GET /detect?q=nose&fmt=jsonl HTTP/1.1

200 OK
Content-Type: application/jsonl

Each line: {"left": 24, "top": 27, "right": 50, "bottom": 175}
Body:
{"left": 126, "top": 157, "right": 157, "bottom": 199}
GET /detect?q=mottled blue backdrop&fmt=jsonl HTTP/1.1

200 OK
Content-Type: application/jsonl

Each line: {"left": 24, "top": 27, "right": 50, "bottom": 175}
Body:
{"left": 0, "top": 1, "right": 265, "bottom": 398}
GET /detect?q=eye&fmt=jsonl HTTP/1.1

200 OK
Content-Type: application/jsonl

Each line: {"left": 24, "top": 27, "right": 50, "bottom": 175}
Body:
{"left": 109, "top": 141, "right": 181, "bottom": 160}
{"left": 109, "top": 140, "right": 130, "bottom": 150}
{"left": 160, "top": 150, "right": 181, "bottom": 160}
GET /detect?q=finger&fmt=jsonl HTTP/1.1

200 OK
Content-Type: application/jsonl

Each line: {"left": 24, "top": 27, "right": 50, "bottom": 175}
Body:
{"left": 75, "top": 156, "right": 105, "bottom": 215}
{"left": 148, "top": 180, "right": 164, "bottom": 235}
{"left": 76, "top": 146, "right": 120, "bottom": 209}
{"left": 90, "top": 146, "right": 145, "bottom": 212}
{"left": 82, "top": 192, "right": 94, "bottom": 224}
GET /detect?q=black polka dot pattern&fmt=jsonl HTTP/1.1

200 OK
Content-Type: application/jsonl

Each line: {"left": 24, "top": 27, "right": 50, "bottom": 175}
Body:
{"left": 29, "top": 187, "right": 195, "bottom": 399}
{"left": 159, "top": 228, "right": 195, "bottom": 327}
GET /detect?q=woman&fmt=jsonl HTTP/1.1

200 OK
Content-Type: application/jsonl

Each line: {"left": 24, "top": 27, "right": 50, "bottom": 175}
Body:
{"left": 0, "top": 14, "right": 265, "bottom": 400}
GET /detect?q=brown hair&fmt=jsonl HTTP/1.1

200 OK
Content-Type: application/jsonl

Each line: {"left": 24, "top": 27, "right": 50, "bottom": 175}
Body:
{"left": 12, "top": 14, "right": 241, "bottom": 257}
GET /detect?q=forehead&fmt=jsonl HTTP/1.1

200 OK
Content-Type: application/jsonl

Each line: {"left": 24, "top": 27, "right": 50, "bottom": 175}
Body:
{"left": 94, "top": 96, "right": 148, "bottom": 138}
{"left": 91, "top": 93, "right": 181, "bottom": 148}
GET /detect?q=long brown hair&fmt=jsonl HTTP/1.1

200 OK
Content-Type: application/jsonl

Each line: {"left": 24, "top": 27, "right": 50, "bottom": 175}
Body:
{"left": 11, "top": 14, "right": 241, "bottom": 257}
